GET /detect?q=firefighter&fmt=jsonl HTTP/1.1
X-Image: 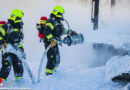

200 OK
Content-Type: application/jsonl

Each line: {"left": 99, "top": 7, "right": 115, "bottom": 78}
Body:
{"left": 0, "top": 9, "right": 25, "bottom": 87}
{"left": 44, "top": 6, "right": 77, "bottom": 75}
{"left": 36, "top": 16, "right": 47, "bottom": 42}
{"left": 0, "top": 21, "right": 7, "bottom": 56}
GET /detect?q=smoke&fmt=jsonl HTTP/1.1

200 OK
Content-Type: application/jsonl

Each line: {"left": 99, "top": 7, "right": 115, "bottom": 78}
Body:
{"left": 0, "top": 0, "right": 130, "bottom": 69}
{"left": 0, "top": 0, "right": 35, "bottom": 19}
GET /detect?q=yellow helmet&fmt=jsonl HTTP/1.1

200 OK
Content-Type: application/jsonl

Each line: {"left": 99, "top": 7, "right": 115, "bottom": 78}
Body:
{"left": 10, "top": 9, "right": 24, "bottom": 23}
{"left": 52, "top": 6, "right": 64, "bottom": 18}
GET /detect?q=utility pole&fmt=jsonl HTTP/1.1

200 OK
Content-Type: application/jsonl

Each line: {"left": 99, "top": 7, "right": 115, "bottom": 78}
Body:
{"left": 91, "top": 0, "right": 99, "bottom": 30}
{"left": 111, "top": 0, "right": 115, "bottom": 7}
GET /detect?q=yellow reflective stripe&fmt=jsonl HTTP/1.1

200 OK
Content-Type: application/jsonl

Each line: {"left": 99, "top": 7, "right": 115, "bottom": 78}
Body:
{"left": 0, "top": 24, "right": 3, "bottom": 26}
{"left": 0, "top": 27, "right": 6, "bottom": 36}
{"left": 56, "top": 15, "right": 62, "bottom": 18}
{"left": 14, "top": 20, "right": 22, "bottom": 23}
{"left": 2, "top": 78, "right": 6, "bottom": 80}
{"left": 46, "top": 23, "right": 54, "bottom": 30}
{"left": 46, "top": 34, "right": 53, "bottom": 39}
{"left": 40, "top": 20, "right": 46, "bottom": 24}
{"left": 0, "top": 37, "right": 3, "bottom": 40}
{"left": 45, "top": 69, "right": 53, "bottom": 73}
{"left": 15, "top": 77, "right": 21, "bottom": 79}
{"left": 18, "top": 43, "right": 23, "bottom": 48}
{"left": 46, "top": 69, "right": 53, "bottom": 71}
{"left": 14, "top": 28, "right": 19, "bottom": 31}
{"left": 18, "top": 45, "right": 23, "bottom": 48}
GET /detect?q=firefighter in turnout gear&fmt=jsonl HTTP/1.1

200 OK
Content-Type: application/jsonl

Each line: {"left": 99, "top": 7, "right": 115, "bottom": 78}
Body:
{"left": 36, "top": 16, "right": 47, "bottom": 42}
{"left": 43, "top": 6, "right": 77, "bottom": 75}
{"left": 0, "top": 9, "right": 25, "bottom": 87}
{"left": 0, "top": 21, "right": 7, "bottom": 55}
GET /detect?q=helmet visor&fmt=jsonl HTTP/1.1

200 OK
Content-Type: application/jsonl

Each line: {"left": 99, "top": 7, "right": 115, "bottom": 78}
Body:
{"left": 56, "top": 12, "right": 63, "bottom": 17}
{"left": 14, "top": 17, "right": 22, "bottom": 23}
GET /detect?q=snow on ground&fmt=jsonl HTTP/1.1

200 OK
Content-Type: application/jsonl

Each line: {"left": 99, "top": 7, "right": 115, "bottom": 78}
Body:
{"left": 0, "top": 0, "right": 130, "bottom": 90}
{"left": 105, "top": 55, "right": 130, "bottom": 81}
{"left": 33, "top": 66, "right": 123, "bottom": 90}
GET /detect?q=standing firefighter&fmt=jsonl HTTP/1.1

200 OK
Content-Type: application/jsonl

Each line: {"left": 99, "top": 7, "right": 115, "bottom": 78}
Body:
{"left": 0, "top": 9, "right": 25, "bottom": 87}
{"left": 36, "top": 16, "right": 47, "bottom": 42}
{"left": 43, "top": 6, "right": 77, "bottom": 75}
{"left": 0, "top": 21, "right": 7, "bottom": 56}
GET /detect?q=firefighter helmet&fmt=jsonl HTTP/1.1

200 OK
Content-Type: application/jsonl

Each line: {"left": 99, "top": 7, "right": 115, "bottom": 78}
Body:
{"left": 52, "top": 6, "right": 64, "bottom": 18}
{"left": 10, "top": 9, "right": 24, "bottom": 23}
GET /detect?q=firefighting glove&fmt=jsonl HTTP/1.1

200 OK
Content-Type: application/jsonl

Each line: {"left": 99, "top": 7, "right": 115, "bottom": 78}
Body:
{"left": 36, "top": 23, "right": 41, "bottom": 30}
{"left": 71, "top": 31, "right": 77, "bottom": 36}
{"left": 51, "top": 40, "right": 57, "bottom": 47}
{"left": 39, "top": 38, "right": 44, "bottom": 43}
{"left": 19, "top": 47, "right": 24, "bottom": 52}
{"left": 67, "top": 29, "right": 77, "bottom": 36}
{"left": 3, "top": 43, "right": 7, "bottom": 48}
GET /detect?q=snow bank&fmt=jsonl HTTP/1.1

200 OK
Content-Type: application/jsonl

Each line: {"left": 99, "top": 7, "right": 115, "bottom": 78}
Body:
{"left": 124, "top": 83, "right": 130, "bottom": 90}
{"left": 105, "top": 55, "right": 130, "bottom": 81}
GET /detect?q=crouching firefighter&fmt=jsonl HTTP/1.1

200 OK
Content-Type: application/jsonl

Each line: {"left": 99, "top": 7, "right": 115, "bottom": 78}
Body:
{"left": 0, "top": 9, "right": 25, "bottom": 87}
{"left": 43, "top": 6, "right": 78, "bottom": 75}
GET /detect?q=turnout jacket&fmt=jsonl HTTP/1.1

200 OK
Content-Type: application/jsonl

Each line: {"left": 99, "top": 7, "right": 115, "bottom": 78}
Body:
{"left": 0, "top": 24, "right": 8, "bottom": 45}
{"left": 0, "top": 20, "right": 24, "bottom": 50}
{"left": 44, "top": 14, "right": 67, "bottom": 42}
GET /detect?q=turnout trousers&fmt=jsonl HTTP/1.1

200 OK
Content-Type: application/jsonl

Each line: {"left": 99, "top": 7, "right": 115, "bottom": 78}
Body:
{"left": 0, "top": 52, "right": 23, "bottom": 79}
{"left": 45, "top": 42, "right": 60, "bottom": 74}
